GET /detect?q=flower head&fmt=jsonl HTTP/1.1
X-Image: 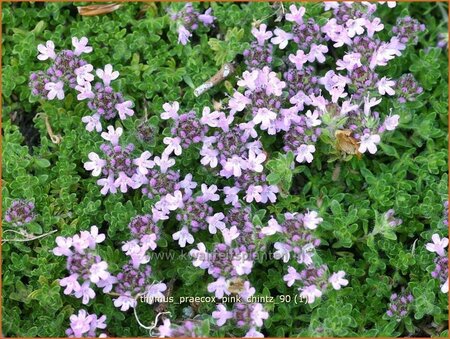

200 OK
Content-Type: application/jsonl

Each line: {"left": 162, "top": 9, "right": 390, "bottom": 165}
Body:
{"left": 426, "top": 234, "right": 448, "bottom": 257}
{"left": 72, "top": 37, "right": 93, "bottom": 56}
{"left": 358, "top": 134, "right": 381, "bottom": 154}
{"left": 329, "top": 271, "right": 349, "bottom": 290}
{"left": 251, "top": 24, "right": 273, "bottom": 46}
{"left": 37, "top": 40, "right": 56, "bottom": 60}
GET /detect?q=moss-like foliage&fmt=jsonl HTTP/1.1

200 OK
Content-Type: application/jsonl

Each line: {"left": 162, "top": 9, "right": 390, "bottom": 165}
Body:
{"left": 2, "top": 1, "right": 448, "bottom": 337}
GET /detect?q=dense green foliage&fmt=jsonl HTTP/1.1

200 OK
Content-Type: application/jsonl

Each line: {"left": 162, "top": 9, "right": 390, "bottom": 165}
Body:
{"left": 2, "top": 1, "right": 448, "bottom": 337}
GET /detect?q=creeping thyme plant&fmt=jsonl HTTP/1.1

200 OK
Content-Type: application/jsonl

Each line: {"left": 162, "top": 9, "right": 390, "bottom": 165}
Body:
{"left": 2, "top": 1, "right": 448, "bottom": 337}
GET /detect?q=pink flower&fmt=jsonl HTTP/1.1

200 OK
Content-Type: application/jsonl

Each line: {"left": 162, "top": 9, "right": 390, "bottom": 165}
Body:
{"left": 200, "top": 146, "right": 219, "bottom": 168}
{"left": 212, "top": 304, "right": 233, "bottom": 326}
{"left": 37, "top": 40, "right": 56, "bottom": 60}
{"left": 199, "top": 184, "right": 220, "bottom": 202}
{"left": 260, "top": 185, "right": 279, "bottom": 203}
{"left": 336, "top": 52, "right": 362, "bottom": 72}
{"left": 229, "top": 91, "right": 251, "bottom": 113}
{"left": 177, "top": 25, "right": 192, "bottom": 45}
{"left": 329, "top": 271, "right": 349, "bottom": 290}
{"left": 271, "top": 28, "right": 293, "bottom": 49}
{"left": 364, "top": 17, "right": 384, "bottom": 38}
{"left": 72, "top": 37, "right": 93, "bottom": 56}
{"left": 97, "top": 175, "right": 117, "bottom": 195}
{"left": 299, "top": 285, "right": 322, "bottom": 304}
{"left": 285, "top": 4, "right": 305, "bottom": 24}
{"left": 251, "top": 23, "right": 273, "bottom": 46}
{"left": 379, "top": 1, "right": 397, "bottom": 8}
{"left": 84, "top": 152, "right": 106, "bottom": 177}
{"left": 53, "top": 236, "right": 73, "bottom": 256}
{"left": 245, "top": 328, "right": 264, "bottom": 338}
{"left": 161, "top": 101, "right": 180, "bottom": 120}
{"left": 179, "top": 173, "right": 197, "bottom": 195}
{"left": 72, "top": 232, "right": 90, "bottom": 253}
{"left": 96, "top": 275, "right": 117, "bottom": 293}
{"left": 307, "top": 44, "right": 328, "bottom": 63}
{"left": 296, "top": 144, "right": 316, "bottom": 163}
{"left": 114, "top": 172, "right": 136, "bottom": 193}
{"left": 283, "top": 266, "right": 301, "bottom": 287}
{"left": 158, "top": 319, "right": 172, "bottom": 337}
{"left": 200, "top": 107, "right": 222, "bottom": 127}
{"left": 261, "top": 218, "right": 282, "bottom": 236}
{"left": 274, "top": 242, "right": 290, "bottom": 263}
{"left": 74, "top": 281, "right": 96, "bottom": 305}
{"left": 145, "top": 283, "right": 167, "bottom": 301}
{"left": 384, "top": 114, "right": 400, "bottom": 131}
{"left": 101, "top": 126, "right": 122, "bottom": 145}
{"left": 341, "top": 100, "right": 358, "bottom": 115}
{"left": 75, "top": 64, "right": 94, "bottom": 85}
{"left": 426, "top": 234, "right": 448, "bottom": 257}
{"left": 199, "top": 8, "right": 215, "bottom": 26}
{"left": 232, "top": 253, "right": 253, "bottom": 275}
{"left": 141, "top": 234, "right": 158, "bottom": 251}
{"left": 152, "top": 206, "right": 169, "bottom": 222}
{"left": 96, "top": 64, "right": 119, "bottom": 86}
{"left": 377, "top": 77, "right": 396, "bottom": 96}
{"left": 69, "top": 310, "right": 94, "bottom": 337}
{"left": 346, "top": 18, "right": 365, "bottom": 38}
{"left": 90, "top": 314, "right": 107, "bottom": 332}
{"left": 305, "top": 110, "right": 321, "bottom": 128}
{"left": 165, "top": 190, "right": 184, "bottom": 210}
{"left": 253, "top": 107, "right": 277, "bottom": 129}
{"left": 363, "top": 96, "right": 382, "bottom": 116}
{"left": 82, "top": 114, "right": 102, "bottom": 133}
{"left": 247, "top": 149, "right": 266, "bottom": 173}
{"left": 441, "top": 278, "right": 449, "bottom": 294}
{"left": 115, "top": 100, "right": 134, "bottom": 120}
{"left": 250, "top": 303, "right": 269, "bottom": 327}
{"left": 370, "top": 40, "right": 402, "bottom": 69}
{"left": 163, "top": 137, "right": 182, "bottom": 156}
{"left": 223, "top": 186, "right": 240, "bottom": 206}
{"left": 245, "top": 184, "right": 263, "bottom": 203}
{"left": 114, "top": 294, "right": 137, "bottom": 311}
{"left": 133, "top": 151, "right": 154, "bottom": 175}
{"left": 323, "top": 2, "right": 339, "bottom": 11}
{"left": 154, "top": 199, "right": 172, "bottom": 215}
{"left": 172, "top": 226, "right": 194, "bottom": 247}
{"left": 189, "top": 242, "right": 209, "bottom": 269}
{"left": 240, "top": 281, "right": 256, "bottom": 300}
{"left": 290, "top": 90, "right": 312, "bottom": 110}
{"left": 221, "top": 226, "right": 239, "bottom": 246}
{"left": 224, "top": 155, "right": 246, "bottom": 177}
{"left": 240, "top": 122, "right": 258, "bottom": 139}
{"left": 122, "top": 241, "right": 150, "bottom": 267}
{"left": 206, "top": 212, "right": 226, "bottom": 234}
{"left": 154, "top": 154, "right": 175, "bottom": 173}
{"left": 208, "top": 277, "right": 229, "bottom": 299}
{"left": 88, "top": 225, "right": 106, "bottom": 245}
{"left": 217, "top": 113, "right": 234, "bottom": 131}
{"left": 289, "top": 49, "right": 308, "bottom": 70}
{"left": 322, "top": 18, "right": 352, "bottom": 47}
{"left": 297, "top": 243, "right": 315, "bottom": 266}
{"left": 328, "top": 85, "right": 347, "bottom": 103}
{"left": 45, "top": 81, "right": 65, "bottom": 100}
{"left": 60, "top": 274, "right": 81, "bottom": 295}
{"left": 303, "top": 210, "right": 323, "bottom": 230}
{"left": 89, "top": 261, "right": 109, "bottom": 284}
{"left": 237, "top": 70, "right": 259, "bottom": 90}
{"left": 76, "top": 82, "right": 95, "bottom": 101}
{"left": 358, "top": 134, "right": 381, "bottom": 154}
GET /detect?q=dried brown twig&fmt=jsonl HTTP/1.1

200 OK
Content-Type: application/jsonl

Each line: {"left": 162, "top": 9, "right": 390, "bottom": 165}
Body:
{"left": 77, "top": 3, "right": 121, "bottom": 16}
{"left": 194, "top": 63, "right": 235, "bottom": 97}
{"left": 35, "top": 113, "right": 62, "bottom": 144}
